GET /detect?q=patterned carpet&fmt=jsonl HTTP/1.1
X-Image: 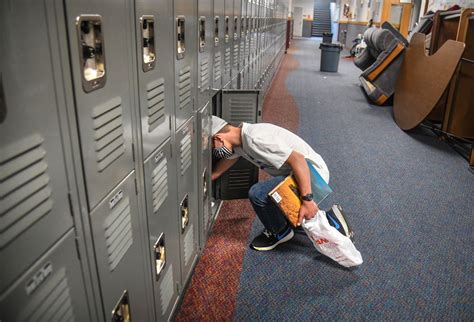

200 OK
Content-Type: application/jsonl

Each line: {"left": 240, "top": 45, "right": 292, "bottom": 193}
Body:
{"left": 177, "top": 38, "right": 474, "bottom": 320}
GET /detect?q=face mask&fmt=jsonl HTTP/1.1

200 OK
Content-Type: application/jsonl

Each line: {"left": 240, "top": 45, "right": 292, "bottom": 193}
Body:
{"left": 213, "top": 145, "right": 234, "bottom": 159}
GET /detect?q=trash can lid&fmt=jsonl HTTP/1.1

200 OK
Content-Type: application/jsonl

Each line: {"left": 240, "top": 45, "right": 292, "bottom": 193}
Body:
{"left": 319, "top": 42, "right": 343, "bottom": 49}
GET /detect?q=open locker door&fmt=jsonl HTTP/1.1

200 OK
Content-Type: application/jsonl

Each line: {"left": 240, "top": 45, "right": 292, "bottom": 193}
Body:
{"left": 215, "top": 89, "right": 260, "bottom": 200}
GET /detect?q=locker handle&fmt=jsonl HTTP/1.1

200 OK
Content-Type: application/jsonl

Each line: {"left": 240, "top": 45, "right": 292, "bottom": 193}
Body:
{"left": 234, "top": 16, "right": 238, "bottom": 40}
{"left": 154, "top": 233, "right": 166, "bottom": 280}
{"left": 176, "top": 16, "right": 186, "bottom": 60}
{"left": 75, "top": 15, "right": 106, "bottom": 92}
{"left": 199, "top": 16, "right": 206, "bottom": 52}
{"left": 202, "top": 169, "right": 208, "bottom": 200}
{"left": 111, "top": 290, "right": 131, "bottom": 322}
{"left": 224, "top": 16, "right": 230, "bottom": 43}
{"left": 180, "top": 194, "right": 189, "bottom": 232}
{"left": 214, "top": 16, "right": 220, "bottom": 46}
{"left": 140, "top": 15, "right": 156, "bottom": 72}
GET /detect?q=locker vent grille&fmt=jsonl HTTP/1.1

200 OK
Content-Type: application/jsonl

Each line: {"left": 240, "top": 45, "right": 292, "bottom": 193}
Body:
{"left": 160, "top": 265, "right": 174, "bottom": 314}
{"left": 151, "top": 157, "right": 168, "bottom": 213}
{"left": 224, "top": 48, "right": 231, "bottom": 73}
{"left": 240, "top": 39, "right": 245, "bottom": 65}
{"left": 180, "top": 130, "right": 192, "bottom": 176}
{"left": 178, "top": 66, "right": 192, "bottom": 109}
{"left": 19, "top": 268, "right": 75, "bottom": 322}
{"left": 214, "top": 52, "right": 221, "bottom": 81}
{"left": 147, "top": 78, "right": 166, "bottom": 133}
{"left": 0, "top": 134, "right": 53, "bottom": 248}
{"left": 104, "top": 196, "right": 133, "bottom": 271}
{"left": 184, "top": 225, "right": 194, "bottom": 266}
{"left": 92, "top": 97, "right": 125, "bottom": 172}
{"left": 229, "top": 97, "right": 256, "bottom": 123}
{"left": 228, "top": 168, "right": 253, "bottom": 190}
{"left": 233, "top": 44, "right": 239, "bottom": 68}
{"left": 200, "top": 56, "right": 209, "bottom": 93}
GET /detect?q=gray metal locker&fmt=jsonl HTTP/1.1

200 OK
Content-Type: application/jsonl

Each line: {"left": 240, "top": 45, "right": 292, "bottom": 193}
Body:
{"left": 197, "top": 103, "right": 212, "bottom": 247}
{"left": 143, "top": 139, "right": 181, "bottom": 320}
{"left": 223, "top": 0, "right": 234, "bottom": 88}
{"left": 0, "top": 0, "right": 74, "bottom": 293}
{"left": 0, "top": 230, "right": 91, "bottom": 321}
{"left": 215, "top": 90, "right": 259, "bottom": 199}
{"left": 175, "top": 117, "right": 199, "bottom": 285}
{"left": 212, "top": 0, "right": 225, "bottom": 91}
{"left": 239, "top": 1, "right": 247, "bottom": 88}
{"left": 231, "top": 0, "right": 242, "bottom": 89}
{"left": 197, "top": 0, "right": 213, "bottom": 110}
{"left": 174, "top": 0, "right": 198, "bottom": 128}
{"left": 64, "top": 1, "right": 136, "bottom": 210}
{"left": 134, "top": 0, "right": 174, "bottom": 159}
{"left": 89, "top": 171, "right": 150, "bottom": 321}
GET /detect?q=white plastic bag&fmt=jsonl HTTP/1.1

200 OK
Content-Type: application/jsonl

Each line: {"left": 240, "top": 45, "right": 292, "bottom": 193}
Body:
{"left": 302, "top": 210, "right": 363, "bottom": 267}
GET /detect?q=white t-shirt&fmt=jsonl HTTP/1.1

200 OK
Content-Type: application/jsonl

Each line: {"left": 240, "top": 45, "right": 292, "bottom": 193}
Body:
{"left": 230, "top": 123, "right": 330, "bottom": 182}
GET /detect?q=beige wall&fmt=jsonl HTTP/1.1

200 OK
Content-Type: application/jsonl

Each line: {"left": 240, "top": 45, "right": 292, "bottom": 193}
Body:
{"left": 292, "top": 0, "right": 315, "bottom": 19}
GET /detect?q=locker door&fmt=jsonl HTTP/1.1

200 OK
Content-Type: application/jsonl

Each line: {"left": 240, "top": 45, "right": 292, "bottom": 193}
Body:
{"left": 0, "top": 0, "right": 74, "bottom": 292}
{"left": 0, "top": 230, "right": 90, "bottom": 321}
{"left": 197, "top": 0, "right": 213, "bottom": 110}
{"left": 223, "top": 0, "right": 234, "bottom": 88}
{"left": 175, "top": 118, "right": 199, "bottom": 285}
{"left": 216, "top": 90, "right": 259, "bottom": 200}
{"left": 143, "top": 139, "right": 181, "bottom": 320}
{"left": 174, "top": 0, "right": 198, "bottom": 129}
{"left": 197, "top": 103, "right": 212, "bottom": 247}
{"left": 231, "top": 0, "right": 242, "bottom": 88}
{"left": 134, "top": 0, "right": 174, "bottom": 159}
{"left": 89, "top": 172, "right": 150, "bottom": 321}
{"left": 212, "top": 0, "right": 225, "bottom": 91}
{"left": 64, "top": 1, "right": 136, "bottom": 210}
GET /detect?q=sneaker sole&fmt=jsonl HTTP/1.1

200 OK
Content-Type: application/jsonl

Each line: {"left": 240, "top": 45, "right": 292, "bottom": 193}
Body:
{"left": 332, "top": 205, "right": 355, "bottom": 241}
{"left": 250, "top": 229, "right": 295, "bottom": 251}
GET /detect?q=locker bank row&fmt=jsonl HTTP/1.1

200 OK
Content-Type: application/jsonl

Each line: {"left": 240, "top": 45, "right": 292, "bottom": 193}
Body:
{"left": 0, "top": 0, "right": 289, "bottom": 321}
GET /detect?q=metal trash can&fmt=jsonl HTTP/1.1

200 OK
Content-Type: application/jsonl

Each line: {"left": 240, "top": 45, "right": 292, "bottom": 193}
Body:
{"left": 319, "top": 43, "right": 343, "bottom": 72}
{"left": 322, "top": 32, "right": 333, "bottom": 43}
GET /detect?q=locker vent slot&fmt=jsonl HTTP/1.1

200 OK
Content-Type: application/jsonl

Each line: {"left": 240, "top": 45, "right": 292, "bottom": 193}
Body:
{"left": 228, "top": 97, "right": 256, "bottom": 123}
{"left": 233, "top": 44, "right": 239, "bottom": 68}
{"left": 178, "top": 66, "right": 192, "bottom": 109}
{"left": 183, "top": 225, "right": 194, "bottom": 266}
{"left": 147, "top": 78, "right": 166, "bottom": 133}
{"left": 214, "top": 52, "right": 222, "bottom": 81}
{"left": 179, "top": 131, "right": 192, "bottom": 176}
{"left": 151, "top": 157, "right": 168, "bottom": 213}
{"left": 160, "top": 265, "right": 174, "bottom": 314}
{"left": 92, "top": 97, "right": 125, "bottom": 172}
{"left": 0, "top": 134, "right": 53, "bottom": 248}
{"left": 19, "top": 268, "right": 75, "bottom": 322}
{"left": 224, "top": 48, "right": 231, "bottom": 73}
{"left": 104, "top": 197, "right": 133, "bottom": 271}
{"left": 200, "top": 57, "right": 209, "bottom": 93}
{"left": 228, "top": 168, "right": 254, "bottom": 189}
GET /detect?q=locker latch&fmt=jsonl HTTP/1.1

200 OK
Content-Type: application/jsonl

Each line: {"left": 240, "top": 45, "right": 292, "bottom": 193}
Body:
{"left": 140, "top": 15, "right": 156, "bottom": 72}
{"left": 111, "top": 290, "right": 131, "bottom": 322}
{"left": 154, "top": 233, "right": 166, "bottom": 280}
{"left": 180, "top": 194, "right": 189, "bottom": 232}
{"left": 76, "top": 15, "right": 106, "bottom": 92}
{"left": 176, "top": 16, "right": 186, "bottom": 60}
{"left": 241, "top": 17, "right": 245, "bottom": 37}
{"left": 214, "top": 16, "right": 220, "bottom": 46}
{"left": 234, "top": 17, "right": 238, "bottom": 40}
{"left": 199, "top": 16, "right": 206, "bottom": 52}
{"left": 202, "top": 169, "right": 208, "bottom": 200}
{"left": 224, "top": 16, "right": 230, "bottom": 43}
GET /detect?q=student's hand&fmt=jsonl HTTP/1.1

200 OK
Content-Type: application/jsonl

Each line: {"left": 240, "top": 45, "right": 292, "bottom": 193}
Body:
{"left": 298, "top": 201, "right": 319, "bottom": 226}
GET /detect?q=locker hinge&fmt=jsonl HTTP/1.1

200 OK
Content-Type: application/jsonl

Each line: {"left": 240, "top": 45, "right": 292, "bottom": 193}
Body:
{"left": 67, "top": 192, "right": 74, "bottom": 218}
{"left": 132, "top": 143, "right": 136, "bottom": 162}
{"left": 74, "top": 238, "right": 82, "bottom": 261}
{"left": 134, "top": 178, "right": 138, "bottom": 195}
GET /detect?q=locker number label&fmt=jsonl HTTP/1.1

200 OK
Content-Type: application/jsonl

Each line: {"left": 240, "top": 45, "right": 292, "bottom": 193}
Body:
{"left": 109, "top": 190, "right": 124, "bottom": 209}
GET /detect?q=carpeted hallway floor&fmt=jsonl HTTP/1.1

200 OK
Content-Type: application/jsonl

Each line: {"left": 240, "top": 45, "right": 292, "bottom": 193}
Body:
{"left": 177, "top": 37, "right": 474, "bottom": 320}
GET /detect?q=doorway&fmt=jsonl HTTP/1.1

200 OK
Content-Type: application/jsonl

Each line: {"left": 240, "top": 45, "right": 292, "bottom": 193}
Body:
{"left": 294, "top": 6, "right": 304, "bottom": 37}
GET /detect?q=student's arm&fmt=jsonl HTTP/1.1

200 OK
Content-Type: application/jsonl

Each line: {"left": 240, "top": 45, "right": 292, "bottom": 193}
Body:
{"left": 285, "top": 151, "right": 319, "bottom": 225}
{"left": 211, "top": 157, "right": 240, "bottom": 181}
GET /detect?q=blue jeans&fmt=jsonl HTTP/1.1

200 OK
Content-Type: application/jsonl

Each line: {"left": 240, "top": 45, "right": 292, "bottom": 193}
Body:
{"left": 248, "top": 176, "right": 289, "bottom": 234}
